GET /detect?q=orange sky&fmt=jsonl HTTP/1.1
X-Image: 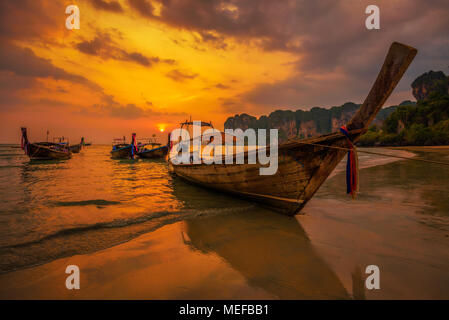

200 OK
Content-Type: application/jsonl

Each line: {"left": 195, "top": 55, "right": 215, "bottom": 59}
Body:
{"left": 0, "top": 0, "right": 448, "bottom": 143}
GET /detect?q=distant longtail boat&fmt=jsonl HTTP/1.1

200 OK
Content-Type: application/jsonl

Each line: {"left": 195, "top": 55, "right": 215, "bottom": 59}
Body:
{"left": 168, "top": 42, "right": 417, "bottom": 215}
{"left": 136, "top": 137, "right": 168, "bottom": 159}
{"left": 110, "top": 133, "right": 138, "bottom": 159}
{"left": 20, "top": 128, "right": 72, "bottom": 160}
{"left": 69, "top": 137, "right": 84, "bottom": 153}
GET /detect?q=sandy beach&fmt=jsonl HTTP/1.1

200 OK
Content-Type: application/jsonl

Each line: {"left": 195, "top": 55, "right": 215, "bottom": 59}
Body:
{"left": 0, "top": 146, "right": 448, "bottom": 299}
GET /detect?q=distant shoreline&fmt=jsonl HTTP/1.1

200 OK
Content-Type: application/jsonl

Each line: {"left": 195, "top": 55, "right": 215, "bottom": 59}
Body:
{"left": 387, "top": 145, "right": 449, "bottom": 152}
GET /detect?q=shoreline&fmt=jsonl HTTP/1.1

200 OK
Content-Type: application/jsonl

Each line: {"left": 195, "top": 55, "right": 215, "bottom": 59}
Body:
{"left": 388, "top": 145, "right": 449, "bottom": 152}
{"left": 0, "top": 147, "right": 448, "bottom": 299}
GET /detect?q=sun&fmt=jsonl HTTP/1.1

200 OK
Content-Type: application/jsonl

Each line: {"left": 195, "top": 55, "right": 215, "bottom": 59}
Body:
{"left": 157, "top": 124, "right": 166, "bottom": 133}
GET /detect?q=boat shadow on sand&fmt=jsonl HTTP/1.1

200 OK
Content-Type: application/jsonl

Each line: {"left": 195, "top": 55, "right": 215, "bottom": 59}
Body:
{"left": 171, "top": 176, "right": 366, "bottom": 299}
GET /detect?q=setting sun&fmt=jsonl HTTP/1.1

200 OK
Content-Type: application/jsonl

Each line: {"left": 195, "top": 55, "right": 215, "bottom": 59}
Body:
{"left": 157, "top": 124, "right": 166, "bottom": 133}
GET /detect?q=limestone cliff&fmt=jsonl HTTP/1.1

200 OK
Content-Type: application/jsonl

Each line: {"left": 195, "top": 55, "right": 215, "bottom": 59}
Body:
{"left": 411, "top": 71, "right": 449, "bottom": 101}
{"left": 224, "top": 102, "right": 395, "bottom": 142}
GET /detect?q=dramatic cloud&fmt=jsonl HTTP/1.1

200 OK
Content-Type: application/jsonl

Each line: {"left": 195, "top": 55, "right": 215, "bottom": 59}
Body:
{"left": 100, "top": 103, "right": 149, "bottom": 119}
{"left": 88, "top": 0, "right": 123, "bottom": 12}
{"left": 129, "top": 0, "right": 449, "bottom": 111}
{"left": 196, "top": 31, "right": 228, "bottom": 50}
{"left": 0, "top": 0, "right": 61, "bottom": 41}
{"left": 0, "top": 0, "right": 448, "bottom": 143}
{"left": 0, "top": 43, "right": 101, "bottom": 91}
{"left": 215, "top": 83, "right": 230, "bottom": 89}
{"left": 86, "top": 100, "right": 188, "bottom": 119}
{"left": 75, "top": 32, "right": 176, "bottom": 67}
{"left": 166, "top": 69, "right": 198, "bottom": 82}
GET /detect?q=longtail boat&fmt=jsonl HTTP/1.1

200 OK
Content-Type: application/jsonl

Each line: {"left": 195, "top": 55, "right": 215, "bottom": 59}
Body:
{"left": 168, "top": 42, "right": 417, "bottom": 216}
{"left": 136, "top": 138, "right": 168, "bottom": 159}
{"left": 20, "top": 128, "right": 72, "bottom": 160}
{"left": 69, "top": 137, "right": 85, "bottom": 153}
{"left": 110, "top": 133, "right": 137, "bottom": 159}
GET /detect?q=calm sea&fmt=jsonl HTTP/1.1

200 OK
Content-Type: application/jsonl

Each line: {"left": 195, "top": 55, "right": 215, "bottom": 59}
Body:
{"left": 0, "top": 144, "right": 255, "bottom": 273}
{"left": 0, "top": 144, "right": 448, "bottom": 299}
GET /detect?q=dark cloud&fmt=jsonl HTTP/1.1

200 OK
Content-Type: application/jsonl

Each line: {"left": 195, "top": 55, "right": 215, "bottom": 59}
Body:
{"left": 0, "top": 71, "right": 35, "bottom": 93}
{"left": 102, "top": 103, "right": 148, "bottom": 119}
{"left": 166, "top": 69, "right": 198, "bottom": 82}
{"left": 88, "top": 0, "right": 123, "bottom": 12}
{"left": 197, "top": 31, "right": 228, "bottom": 50}
{"left": 129, "top": 0, "right": 449, "bottom": 111}
{"left": 75, "top": 32, "right": 176, "bottom": 67}
{"left": 215, "top": 83, "right": 230, "bottom": 89}
{"left": 0, "top": 70, "right": 84, "bottom": 114}
{"left": 86, "top": 99, "right": 188, "bottom": 119}
{"left": 0, "top": 71, "right": 36, "bottom": 111}
{"left": 0, "top": 43, "right": 101, "bottom": 91}
{"left": 128, "top": 0, "right": 155, "bottom": 18}
{"left": 0, "top": 0, "right": 62, "bottom": 41}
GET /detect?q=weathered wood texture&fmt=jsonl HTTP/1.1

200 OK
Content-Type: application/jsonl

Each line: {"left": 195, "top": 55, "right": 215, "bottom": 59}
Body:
{"left": 137, "top": 146, "right": 168, "bottom": 159}
{"left": 110, "top": 145, "right": 134, "bottom": 159}
{"left": 26, "top": 143, "right": 72, "bottom": 160}
{"left": 171, "top": 42, "right": 417, "bottom": 215}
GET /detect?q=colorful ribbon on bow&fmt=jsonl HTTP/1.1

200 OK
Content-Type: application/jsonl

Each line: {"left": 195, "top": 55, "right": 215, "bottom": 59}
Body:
{"left": 339, "top": 126, "right": 359, "bottom": 199}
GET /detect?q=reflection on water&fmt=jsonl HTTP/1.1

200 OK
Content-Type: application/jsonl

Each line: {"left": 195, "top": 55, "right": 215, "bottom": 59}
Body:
{"left": 0, "top": 144, "right": 448, "bottom": 299}
{"left": 0, "top": 145, "right": 184, "bottom": 272}
{"left": 183, "top": 210, "right": 349, "bottom": 299}
{"left": 321, "top": 149, "right": 449, "bottom": 221}
{"left": 0, "top": 145, "right": 260, "bottom": 273}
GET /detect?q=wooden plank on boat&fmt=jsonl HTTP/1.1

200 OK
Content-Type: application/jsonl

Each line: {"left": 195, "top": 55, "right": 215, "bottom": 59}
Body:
{"left": 170, "top": 42, "right": 417, "bottom": 215}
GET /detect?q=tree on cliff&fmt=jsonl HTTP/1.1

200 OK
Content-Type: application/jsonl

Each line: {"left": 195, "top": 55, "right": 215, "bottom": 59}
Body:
{"left": 359, "top": 70, "right": 449, "bottom": 146}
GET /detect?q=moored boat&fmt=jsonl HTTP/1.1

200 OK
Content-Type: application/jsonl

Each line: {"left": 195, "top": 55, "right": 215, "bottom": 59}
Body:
{"left": 20, "top": 128, "right": 72, "bottom": 160}
{"left": 168, "top": 42, "right": 417, "bottom": 216}
{"left": 110, "top": 134, "right": 138, "bottom": 159}
{"left": 69, "top": 137, "right": 85, "bottom": 153}
{"left": 137, "top": 141, "right": 168, "bottom": 159}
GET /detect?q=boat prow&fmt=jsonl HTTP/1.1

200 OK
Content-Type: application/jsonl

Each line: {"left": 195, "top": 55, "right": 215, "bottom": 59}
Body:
{"left": 169, "top": 42, "right": 418, "bottom": 215}
{"left": 110, "top": 133, "right": 138, "bottom": 159}
{"left": 69, "top": 137, "right": 85, "bottom": 153}
{"left": 137, "top": 144, "right": 168, "bottom": 159}
{"left": 20, "top": 128, "right": 72, "bottom": 160}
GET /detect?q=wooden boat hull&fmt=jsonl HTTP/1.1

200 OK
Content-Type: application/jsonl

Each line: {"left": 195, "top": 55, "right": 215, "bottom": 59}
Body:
{"left": 137, "top": 146, "right": 168, "bottom": 159}
{"left": 110, "top": 145, "right": 134, "bottom": 159}
{"left": 170, "top": 132, "right": 355, "bottom": 215}
{"left": 170, "top": 42, "right": 417, "bottom": 216}
{"left": 26, "top": 143, "right": 72, "bottom": 160}
{"left": 69, "top": 144, "right": 82, "bottom": 153}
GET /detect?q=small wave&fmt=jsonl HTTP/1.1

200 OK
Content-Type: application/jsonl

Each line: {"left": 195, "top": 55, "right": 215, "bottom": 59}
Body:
{"left": 0, "top": 204, "right": 254, "bottom": 274}
{"left": 51, "top": 199, "right": 121, "bottom": 207}
{"left": 0, "top": 153, "right": 24, "bottom": 158}
{"left": 0, "top": 165, "right": 23, "bottom": 169}
{"left": 0, "top": 204, "right": 254, "bottom": 251}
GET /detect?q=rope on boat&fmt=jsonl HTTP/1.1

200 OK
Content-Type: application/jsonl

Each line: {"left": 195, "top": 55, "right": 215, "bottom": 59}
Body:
{"left": 292, "top": 140, "right": 449, "bottom": 166}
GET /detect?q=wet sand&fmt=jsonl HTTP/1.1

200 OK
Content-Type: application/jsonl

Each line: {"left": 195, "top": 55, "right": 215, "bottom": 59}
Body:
{"left": 0, "top": 209, "right": 350, "bottom": 299}
{"left": 0, "top": 147, "right": 448, "bottom": 299}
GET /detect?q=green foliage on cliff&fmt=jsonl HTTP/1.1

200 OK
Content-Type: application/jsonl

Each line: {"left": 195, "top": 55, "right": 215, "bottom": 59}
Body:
{"left": 224, "top": 70, "right": 449, "bottom": 146}
{"left": 224, "top": 102, "right": 362, "bottom": 142}
{"left": 359, "top": 72, "right": 449, "bottom": 146}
